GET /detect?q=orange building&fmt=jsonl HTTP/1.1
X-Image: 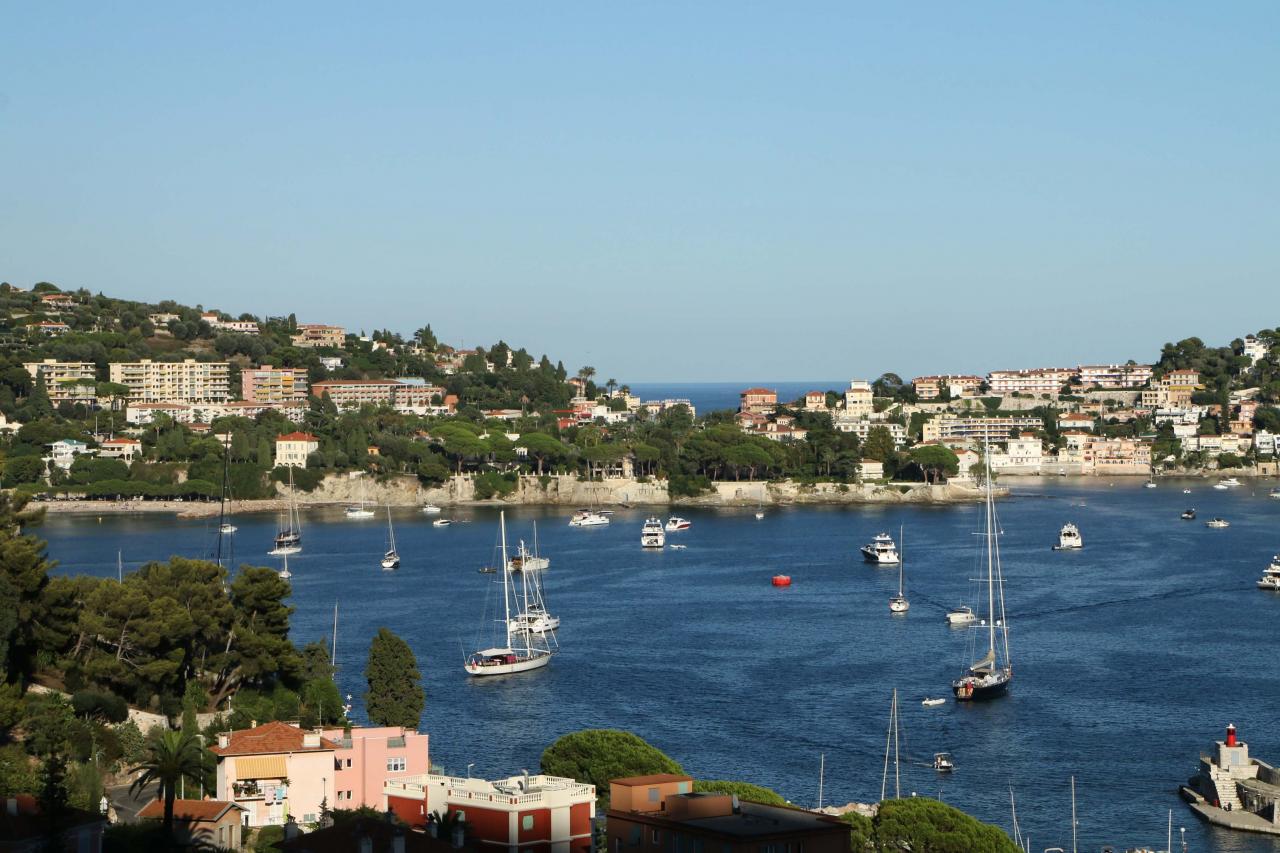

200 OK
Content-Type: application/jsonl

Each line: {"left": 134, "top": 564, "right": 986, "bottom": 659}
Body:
{"left": 607, "top": 775, "right": 849, "bottom": 853}
{"left": 739, "top": 388, "right": 778, "bottom": 415}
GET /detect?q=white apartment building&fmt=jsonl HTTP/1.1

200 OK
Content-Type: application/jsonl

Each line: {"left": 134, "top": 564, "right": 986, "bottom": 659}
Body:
{"left": 844, "top": 380, "right": 874, "bottom": 417}
{"left": 835, "top": 418, "right": 907, "bottom": 446}
{"left": 201, "top": 312, "right": 260, "bottom": 335}
{"left": 24, "top": 360, "right": 98, "bottom": 404}
{"left": 1255, "top": 430, "right": 1277, "bottom": 456}
{"left": 109, "top": 359, "right": 230, "bottom": 403}
{"left": 1242, "top": 336, "right": 1270, "bottom": 365}
{"left": 275, "top": 432, "right": 319, "bottom": 467}
{"left": 1076, "top": 363, "right": 1154, "bottom": 389}
{"left": 922, "top": 413, "right": 1044, "bottom": 443}
{"left": 986, "top": 368, "right": 1074, "bottom": 396}
{"left": 989, "top": 434, "right": 1044, "bottom": 474}
{"left": 290, "top": 324, "right": 345, "bottom": 348}
{"left": 912, "top": 375, "right": 983, "bottom": 400}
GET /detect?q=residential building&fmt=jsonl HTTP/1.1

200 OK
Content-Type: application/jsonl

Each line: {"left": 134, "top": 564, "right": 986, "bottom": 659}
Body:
{"left": 97, "top": 437, "right": 141, "bottom": 463}
{"left": 45, "top": 439, "right": 92, "bottom": 472}
{"left": 211, "top": 722, "right": 340, "bottom": 828}
{"left": 912, "top": 374, "right": 982, "bottom": 399}
{"left": 275, "top": 432, "right": 319, "bottom": 467}
{"left": 319, "top": 356, "right": 345, "bottom": 371}
{"left": 24, "top": 359, "right": 98, "bottom": 405}
{"left": 311, "top": 380, "right": 445, "bottom": 413}
{"left": 201, "top": 312, "right": 261, "bottom": 334}
{"left": 1058, "top": 413, "right": 1096, "bottom": 432}
{"left": 242, "top": 368, "right": 310, "bottom": 404}
{"left": 640, "top": 399, "right": 697, "bottom": 419}
{"left": 843, "top": 380, "right": 873, "bottom": 417}
{"left": 290, "top": 324, "right": 346, "bottom": 349}
{"left": 385, "top": 772, "right": 596, "bottom": 853}
{"left": 109, "top": 359, "right": 230, "bottom": 403}
{"left": 986, "top": 367, "right": 1073, "bottom": 396}
{"left": 739, "top": 388, "right": 777, "bottom": 415}
{"left": 1085, "top": 436, "right": 1152, "bottom": 474}
{"left": 803, "top": 390, "right": 827, "bottom": 409}
{"left": 278, "top": 816, "right": 472, "bottom": 853}
{"left": 859, "top": 459, "right": 884, "bottom": 479}
{"left": 1255, "top": 431, "right": 1278, "bottom": 456}
{"left": 606, "top": 775, "right": 849, "bottom": 853}
{"left": 834, "top": 419, "right": 907, "bottom": 446}
{"left": 1075, "top": 363, "right": 1153, "bottom": 389}
{"left": 0, "top": 793, "right": 107, "bottom": 853}
{"left": 1241, "top": 335, "right": 1271, "bottom": 365}
{"left": 138, "top": 799, "right": 245, "bottom": 850}
{"left": 124, "top": 400, "right": 307, "bottom": 426}
{"left": 989, "top": 434, "right": 1044, "bottom": 474}
{"left": 38, "top": 292, "right": 76, "bottom": 308}
{"left": 32, "top": 321, "right": 71, "bottom": 336}
{"left": 1140, "top": 369, "right": 1200, "bottom": 409}
{"left": 148, "top": 312, "right": 181, "bottom": 326}
{"left": 322, "top": 725, "right": 430, "bottom": 810}
{"left": 921, "top": 414, "right": 1044, "bottom": 443}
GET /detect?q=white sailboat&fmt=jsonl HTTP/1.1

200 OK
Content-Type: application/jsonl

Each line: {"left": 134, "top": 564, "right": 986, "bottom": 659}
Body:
{"left": 380, "top": 506, "right": 400, "bottom": 570}
{"left": 889, "top": 527, "right": 909, "bottom": 613}
{"left": 278, "top": 552, "right": 292, "bottom": 580}
{"left": 464, "top": 512, "right": 554, "bottom": 676}
{"left": 269, "top": 467, "right": 303, "bottom": 556}
{"left": 345, "top": 476, "right": 376, "bottom": 519}
{"left": 952, "top": 445, "right": 1012, "bottom": 702}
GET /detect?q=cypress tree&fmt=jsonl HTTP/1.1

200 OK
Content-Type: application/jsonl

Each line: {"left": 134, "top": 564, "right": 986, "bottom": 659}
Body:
{"left": 363, "top": 628, "right": 424, "bottom": 728}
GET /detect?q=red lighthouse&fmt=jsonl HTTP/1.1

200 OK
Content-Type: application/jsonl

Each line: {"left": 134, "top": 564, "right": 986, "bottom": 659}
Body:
{"left": 1226, "top": 723, "right": 1237, "bottom": 747}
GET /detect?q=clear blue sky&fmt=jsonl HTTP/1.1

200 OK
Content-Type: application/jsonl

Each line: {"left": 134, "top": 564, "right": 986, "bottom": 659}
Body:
{"left": 2, "top": 4, "right": 1276, "bottom": 382}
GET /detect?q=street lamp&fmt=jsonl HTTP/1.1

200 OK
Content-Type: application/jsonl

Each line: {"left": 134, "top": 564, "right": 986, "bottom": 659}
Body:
{"left": 1180, "top": 827, "right": 1186, "bottom": 852}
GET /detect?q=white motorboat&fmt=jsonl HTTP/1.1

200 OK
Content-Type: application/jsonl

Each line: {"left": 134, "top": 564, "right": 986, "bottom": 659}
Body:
{"left": 508, "top": 524, "right": 550, "bottom": 573}
{"left": 1213, "top": 483, "right": 1229, "bottom": 490}
{"left": 946, "top": 605, "right": 977, "bottom": 626}
{"left": 933, "top": 752, "right": 955, "bottom": 772}
{"left": 422, "top": 503, "right": 442, "bottom": 514}
{"left": 1257, "top": 557, "right": 1280, "bottom": 590}
{"left": 380, "top": 507, "right": 400, "bottom": 570}
{"left": 465, "top": 512, "right": 554, "bottom": 677}
{"left": 569, "top": 509, "right": 610, "bottom": 527}
{"left": 1271, "top": 488, "right": 1280, "bottom": 500}
{"left": 1183, "top": 489, "right": 1193, "bottom": 494}
{"left": 641, "top": 517, "right": 666, "bottom": 549}
{"left": 512, "top": 603, "right": 560, "bottom": 634}
{"left": 1144, "top": 480, "right": 1157, "bottom": 489}
{"left": 665, "top": 516, "right": 691, "bottom": 531}
{"left": 921, "top": 698, "right": 946, "bottom": 707}
{"left": 861, "top": 532, "right": 900, "bottom": 565}
{"left": 1205, "top": 517, "right": 1230, "bottom": 529}
{"left": 669, "top": 544, "right": 687, "bottom": 550}
{"left": 1218, "top": 477, "right": 1242, "bottom": 488}
{"left": 889, "top": 527, "right": 909, "bottom": 613}
{"left": 1053, "top": 522, "right": 1082, "bottom": 550}
{"left": 432, "top": 518, "right": 452, "bottom": 527}
{"left": 219, "top": 522, "right": 237, "bottom": 535}
{"left": 754, "top": 511, "right": 765, "bottom": 520}
{"left": 1180, "top": 508, "right": 1196, "bottom": 520}
{"left": 278, "top": 552, "right": 291, "bottom": 580}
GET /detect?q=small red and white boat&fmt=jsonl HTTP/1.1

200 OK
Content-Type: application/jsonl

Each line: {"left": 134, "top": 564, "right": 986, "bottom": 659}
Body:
{"left": 771, "top": 575, "right": 792, "bottom": 587}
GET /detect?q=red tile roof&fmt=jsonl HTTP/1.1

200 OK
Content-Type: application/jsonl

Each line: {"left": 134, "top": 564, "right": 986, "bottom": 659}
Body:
{"left": 276, "top": 432, "right": 319, "bottom": 442}
{"left": 138, "top": 799, "right": 243, "bottom": 822}
{"left": 740, "top": 388, "right": 776, "bottom": 396}
{"left": 210, "top": 720, "right": 338, "bottom": 756}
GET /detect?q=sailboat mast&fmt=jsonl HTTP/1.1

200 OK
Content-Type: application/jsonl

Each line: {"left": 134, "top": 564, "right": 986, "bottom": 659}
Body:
{"left": 1070, "top": 775, "right": 1078, "bottom": 853}
{"left": 117, "top": 551, "right": 123, "bottom": 583}
{"left": 817, "top": 753, "right": 824, "bottom": 809}
{"left": 500, "top": 512, "right": 512, "bottom": 644}
{"left": 881, "top": 691, "right": 893, "bottom": 802}
{"left": 984, "top": 441, "right": 997, "bottom": 657}
{"left": 898, "top": 526, "right": 905, "bottom": 596}
{"left": 331, "top": 602, "right": 338, "bottom": 667}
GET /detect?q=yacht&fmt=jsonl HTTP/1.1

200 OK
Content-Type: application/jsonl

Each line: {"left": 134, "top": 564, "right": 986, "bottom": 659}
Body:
{"left": 464, "top": 512, "right": 554, "bottom": 677}
{"left": 1218, "top": 477, "right": 1242, "bottom": 488}
{"left": 1258, "top": 557, "right": 1280, "bottom": 591}
{"left": 664, "top": 516, "right": 692, "bottom": 531}
{"left": 641, "top": 517, "right": 666, "bottom": 549}
{"left": 507, "top": 524, "right": 550, "bottom": 573}
{"left": 1271, "top": 487, "right": 1280, "bottom": 500}
{"left": 432, "top": 518, "right": 452, "bottom": 527}
{"left": 269, "top": 468, "right": 303, "bottom": 556}
{"left": 933, "top": 753, "right": 955, "bottom": 772}
{"left": 569, "top": 509, "right": 610, "bottom": 527}
{"left": 380, "top": 507, "right": 400, "bottom": 570}
{"left": 861, "top": 532, "right": 900, "bottom": 565}
{"left": 422, "top": 503, "right": 442, "bottom": 514}
{"left": 1053, "top": 523, "right": 1082, "bottom": 550}
{"left": 946, "top": 605, "right": 977, "bottom": 626}
{"left": 1180, "top": 508, "right": 1196, "bottom": 520}
{"left": 511, "top": 603, "right": 560, "bottom": 634}
{"left": 219, "top": 522, "right": 237, "bottom": 535}
{"left": 1205, "top": 517, "right": 1230, "bottom": 529}
{"left": 888, "top": 527, "right": 909, "bottom": 613}
{"left": 1144, "top": 480, "right": 1158, "bottom": 489}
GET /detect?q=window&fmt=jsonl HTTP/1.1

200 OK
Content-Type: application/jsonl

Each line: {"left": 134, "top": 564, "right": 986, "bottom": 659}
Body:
{"left": 648, "top": 788, "right": 660, "bottom": 803}
{"left": 303, "top": 813, "right": 317, "bottom": 823}
{"left": 677, "top": 782, "right": 690, "bottom": 794}
{"left": 387, "top": 756, "right": 407, "bottom": 772}
{"left": 336, "top": 791, "right": 345, "bottom": 801}
{"left": 522, "top": 816, "right": 534, "bottom": 831}
{"left": 346, "top": 758, "right": 353, "bottom": 768}
{"left": 652, "top": 830, "right": 661, "bottom": 844}
{"left": 455, "top": 810, "right": 465, "bottom": 822}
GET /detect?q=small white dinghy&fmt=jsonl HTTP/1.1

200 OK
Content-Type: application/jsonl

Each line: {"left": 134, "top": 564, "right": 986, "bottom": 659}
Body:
{"left": 922, "top": 698, "right": 946, "bottom": 707}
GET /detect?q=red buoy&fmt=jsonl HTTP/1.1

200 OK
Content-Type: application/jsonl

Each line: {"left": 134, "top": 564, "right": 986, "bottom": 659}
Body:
{"left": 772, "top": 575, "right": 792, "bottom": 587}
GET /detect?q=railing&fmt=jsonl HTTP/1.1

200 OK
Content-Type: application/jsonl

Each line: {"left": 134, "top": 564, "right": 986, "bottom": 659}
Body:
{"left": 388, "top": 736, "right": 406, "bottom": 748}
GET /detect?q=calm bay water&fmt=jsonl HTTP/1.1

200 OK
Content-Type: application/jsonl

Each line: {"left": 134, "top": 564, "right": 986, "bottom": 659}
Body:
{"left": 39, "top": 479, "right": 1280, "bottom": 852}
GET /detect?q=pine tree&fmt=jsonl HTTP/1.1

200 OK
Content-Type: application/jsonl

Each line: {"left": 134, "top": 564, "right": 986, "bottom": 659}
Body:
{"left": 363, "top": 628, "right": 423, "bottom": 728}
{"left": 27, "top": 369, "right": 53, "bottom": 419}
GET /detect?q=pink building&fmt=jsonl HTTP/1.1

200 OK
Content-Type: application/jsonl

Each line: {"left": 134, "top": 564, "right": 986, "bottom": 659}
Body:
{"left": 323, "top": 725, "right": 430, "bottom": 810}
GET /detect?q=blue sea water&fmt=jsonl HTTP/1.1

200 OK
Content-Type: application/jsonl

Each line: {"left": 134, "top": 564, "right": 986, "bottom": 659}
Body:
{"left": 624, "top": 381, "right": 848, "bottom": 415}
{"left": 39, "top": 480, "right": 1280, "bottom": 852}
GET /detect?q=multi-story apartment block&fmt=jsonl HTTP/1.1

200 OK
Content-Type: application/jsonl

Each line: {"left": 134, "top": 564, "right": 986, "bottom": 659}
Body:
{"left": 739, "top": 388, "right": 778, "bottom": 415}
{"left": 1241, "top": 335, "right": 1271, "bottom": 365}
{"left": 321, "top": 726, "right": 430, "bottom": 810}
{"left": 290, "top": 324, "right": 346, "bottom": 349}
{"left": 385, "top": 771, "right": 596, "bottom": 853}
{"left": 274, "top": 432, "right": 319, "bottom": 467}
{"left": 1075, "top": 363, "right": 1153, "bottom": 389}
{"left": 833, "top": 418, "right": 907, "bottom": 446}
{"left": 242, "top": 368, "right": 309, "bottom": 404}
{"left": 310, "top": 380, "right": 445, "bottom": 412}
{"left": 921, "top": 413, "right": 1044, "bottom": 444}
{"left": 912, "top": 374, "right": 982, "bottom": 400}
{"left": 109, "top": 359, "right": 229, "bottom": 403}
{"left": 843, "top": 380, "right": 874, "bottom": 417}
{"left": 986, "top": 367, "right": 1074, "bottom": 396}
{"left": 606, "top": 775, "right": 849, "bottom": 853}
{"left": 1086, "top": 436, "right": 1152, "bottom": 474}
{"left": 24, "top": 359, "right": 98, "bottom": 404}
{"left": 211, "top": 722, "right": 338, "bottom": 828}
{"left": 989, "top": 434, "right": 1044, "bottom": 473}
{"left": 1140, "top": 369, "right": 1200, "bottom": 409}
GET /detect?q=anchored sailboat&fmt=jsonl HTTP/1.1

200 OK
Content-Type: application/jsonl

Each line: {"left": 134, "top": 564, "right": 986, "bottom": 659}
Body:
{"left": 464, "top": 512, "right": 554, "bottom": 676}
{"left": 380, "top": 506, "right": 400, "bottom": 570}
{"left": 269, "top": 467, "right": 303, "bottom": 556}
{"left": 346, "top": 475, "right": 376, "bottom": 519}
{"left": 889, "top": 526, "right": 909, "bottom": 613}
{"left": 952, "top": 444, "right": 1012, "bottom": 701}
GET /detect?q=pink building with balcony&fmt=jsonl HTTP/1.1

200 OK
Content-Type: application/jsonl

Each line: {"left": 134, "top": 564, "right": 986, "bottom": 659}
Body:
{"left": 323, "top": 725, "right": 430, "bottom": 810}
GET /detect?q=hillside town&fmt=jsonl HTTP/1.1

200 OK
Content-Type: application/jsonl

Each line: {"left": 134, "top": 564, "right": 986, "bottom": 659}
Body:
{"left": 1, "top": 282, "right": 1277, "bottom": 506}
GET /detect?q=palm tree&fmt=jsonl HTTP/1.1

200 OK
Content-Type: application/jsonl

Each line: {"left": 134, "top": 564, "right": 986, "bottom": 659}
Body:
{"left": 130, "top": 729, "right": 205, "bottom": 840}
{"left": 605, "top": 378, "right": 617, "bottom": 397}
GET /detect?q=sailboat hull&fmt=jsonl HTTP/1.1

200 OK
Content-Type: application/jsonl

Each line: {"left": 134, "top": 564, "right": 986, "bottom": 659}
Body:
{"left": 464, "top": 652, "right": 552, "bottom": 677}
{"left": 952, "top": 672, "right": 1012, "bottom": 702}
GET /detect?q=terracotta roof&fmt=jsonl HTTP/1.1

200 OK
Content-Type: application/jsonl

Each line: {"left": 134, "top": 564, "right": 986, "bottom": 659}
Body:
{"left": 312, "top": 379, "right": 399, "bottom": 387}
{"left": 138, "top": 799, "right": 243, "bottom": 822}
{"left": 210, "top": 721, "right": 338, "bottom": 756}
{"left": 276, "top": 431, "right": 319, "bottom": 442}
{"left": 740, "top": 388, "right": 776, "bottom": 396}
{"left": 611, "top": 773, "right": 693, "bottom": 786}
{"left": 102, "top": 437, "right": 141, "bottom": 445}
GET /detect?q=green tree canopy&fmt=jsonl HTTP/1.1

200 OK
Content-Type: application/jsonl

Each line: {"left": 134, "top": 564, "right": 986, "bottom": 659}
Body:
{"left": 540, "top": 729, "right": 683, "bottom": 807}
{"left": 364, "top": 628, "right": 424, "bottom": 729}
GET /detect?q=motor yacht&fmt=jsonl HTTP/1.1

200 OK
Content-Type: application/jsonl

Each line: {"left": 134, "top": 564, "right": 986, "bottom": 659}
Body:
{"left": 664, "top": 516, "right": 691, "bottom": 531}
{"left": 861, "top": 532, "right": 900, "bottom": 565}
{"left": 640, "top": 517, "right": 666, "bottom": 549}
{"left": 1053, "top": 522, "right": 1082, "bottom": 550}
